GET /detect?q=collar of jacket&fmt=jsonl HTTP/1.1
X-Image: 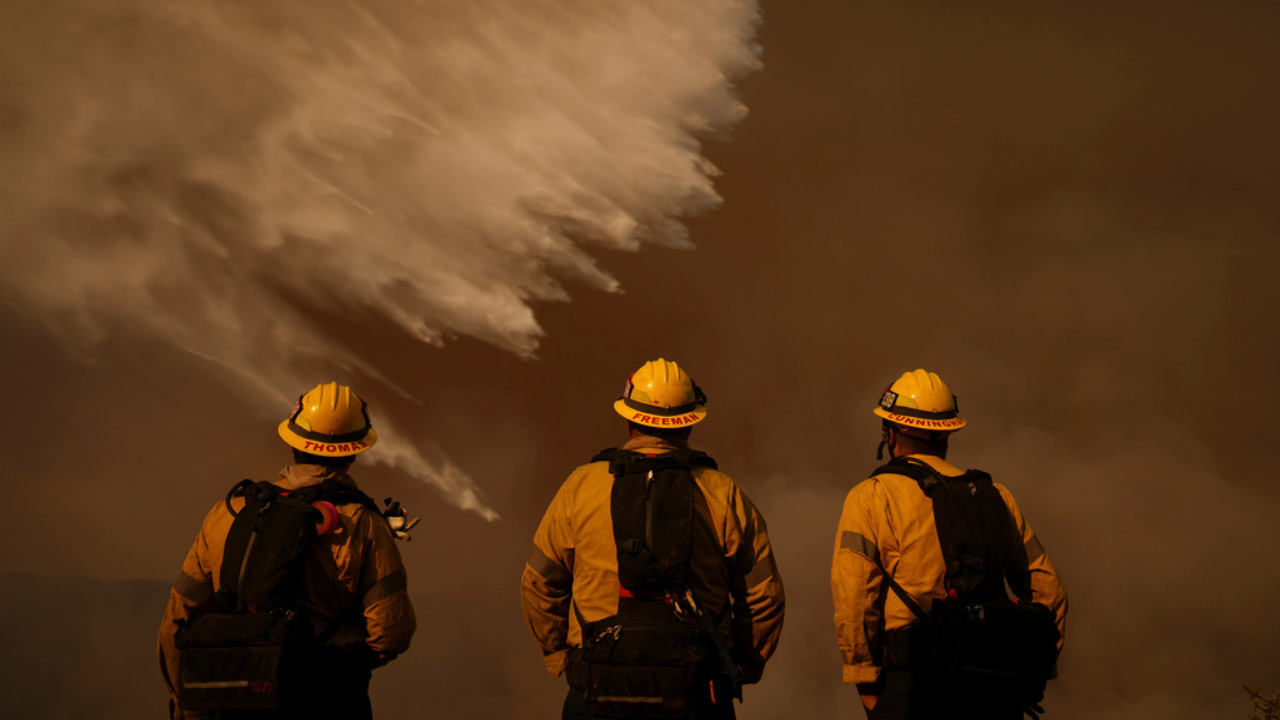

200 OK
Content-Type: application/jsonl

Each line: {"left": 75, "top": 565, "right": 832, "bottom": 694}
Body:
{"left": 278, "top": 463, "right": 360, "bottom": 491}
{"left": 901, "top": 453, "right": 964, "bottom": 478}
{"left": 621, "top": 434, "right": 692, "bottom": 454}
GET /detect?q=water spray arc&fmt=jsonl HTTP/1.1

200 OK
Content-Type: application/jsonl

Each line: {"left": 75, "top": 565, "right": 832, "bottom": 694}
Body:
{"left": 0, "top": 0, "right": 763, "bottom": 516}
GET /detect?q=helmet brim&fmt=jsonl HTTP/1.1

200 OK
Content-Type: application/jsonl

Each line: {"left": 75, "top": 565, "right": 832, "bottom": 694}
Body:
{"left": 278, "top": 421, "right": 378, "bottom": 457}
{"left": 873, "top": 406, "right": 965, "bottom": 432}
{"left": 613, "top": 399, "right": 707, "bottom": 428}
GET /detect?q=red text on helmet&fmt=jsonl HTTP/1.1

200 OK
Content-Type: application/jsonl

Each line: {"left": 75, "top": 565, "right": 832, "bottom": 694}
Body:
{"left": 630, "top": 412, "right": 700, "bottom": 426}
{"left": 301, "top": 440, "right": 369, "bottom": 454}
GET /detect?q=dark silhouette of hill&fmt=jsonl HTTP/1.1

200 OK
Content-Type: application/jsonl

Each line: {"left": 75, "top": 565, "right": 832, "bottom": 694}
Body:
{"left": 0, "top": 573, "right": 171, "bottom": 719}
{"left": 0, "top": 571, "right": 560, "bottom": 719}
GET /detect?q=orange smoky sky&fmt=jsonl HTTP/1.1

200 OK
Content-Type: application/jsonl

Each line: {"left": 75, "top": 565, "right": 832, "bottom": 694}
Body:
{"left": 1, "top": 1, "right": 1278, "bottom": 719}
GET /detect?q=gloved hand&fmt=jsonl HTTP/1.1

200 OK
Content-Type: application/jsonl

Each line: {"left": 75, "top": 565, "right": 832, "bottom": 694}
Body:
{"left": 382, "top": 498, "right": 421, "bottom": 541}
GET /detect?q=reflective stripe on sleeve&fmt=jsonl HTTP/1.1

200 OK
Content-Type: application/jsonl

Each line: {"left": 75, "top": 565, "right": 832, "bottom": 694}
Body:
{"left": 839, "top": 531, "right": 881, "bottom": 564}
{"left": 173, "top": 570, "right": 212, "bottom": 605}
{"left": 527, "top": 545, "right": 572, "bottom": 586}
{"left": 362, "top": 568, "right": 407, "bottom": 607}
{"left": 744, "top": 553, "right": 778, "bottom": 589}
{"left": 1025, "top": 535, "right": 1045, "bottom": 564}
{"left": 184, "top": 680, "right": 250, "bottom": 690}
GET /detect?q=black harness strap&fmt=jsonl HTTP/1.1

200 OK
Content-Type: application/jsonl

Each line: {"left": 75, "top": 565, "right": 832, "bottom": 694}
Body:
{"left": 873, "top": 457, "right": 1017, "bottom": 602}
{"left": 587, "top": 448, "right": 744, "bottom": 698}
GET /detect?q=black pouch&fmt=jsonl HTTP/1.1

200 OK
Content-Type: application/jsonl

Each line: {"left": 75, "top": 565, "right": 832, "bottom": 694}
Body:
{"left": 933, "top": 599, "right": 1059, "bottom": 682}
{"left": 568, "top": 605, "right": 714, "bottom": 718}
{"left": 175, "top": 609, "right": 313, "bottom": 710}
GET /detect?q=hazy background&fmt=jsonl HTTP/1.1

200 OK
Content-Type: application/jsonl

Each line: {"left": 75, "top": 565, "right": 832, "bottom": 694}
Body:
{"left": 2, "top": 1, "right": 1278, "bottom": 719}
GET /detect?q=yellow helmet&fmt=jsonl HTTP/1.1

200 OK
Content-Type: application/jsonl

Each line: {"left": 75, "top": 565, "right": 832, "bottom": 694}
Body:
{"left": 873, "top": 369, "right": 966, "bottom": 433}
{"left": 612, "top": 358, "right": 707, "bottom": 429}
{"left": 277, "top": 382, "right": 378, "bottom": 457}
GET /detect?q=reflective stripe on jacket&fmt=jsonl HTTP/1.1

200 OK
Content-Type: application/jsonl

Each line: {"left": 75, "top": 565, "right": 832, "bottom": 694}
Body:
{"left": 831, "top": 454, "right": 1068, "bottom": 685}
{"left": 521, "top": 435, "right": 785, "bottom": 682}
{"left": 157, "top": 464, "right": 416, "bottom": 717}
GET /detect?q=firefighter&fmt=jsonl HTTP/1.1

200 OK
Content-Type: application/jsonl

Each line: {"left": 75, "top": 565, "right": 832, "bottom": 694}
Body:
{"left": 832, "top": 369, "right": 1068, "bottom": 719}
{"left": 158, "top": 382, "right": 416, "bottom": 720}
{"left": 521, "top": 359, "right": 785, "bottom": 720}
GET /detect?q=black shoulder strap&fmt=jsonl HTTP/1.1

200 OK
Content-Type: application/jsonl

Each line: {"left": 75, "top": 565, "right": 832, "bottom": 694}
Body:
{"left": 866, "top": 459, "right": 945, "bottom": 617}
{"left": 591, "top": 447, "right": 718, "bottom": 471}
{"left": 873, "top": 455, "right": 994, "bottom": 493}
{"left": 854, "top": 461, "right": 935, "bottom": 619}
{"left": 291, "top": 480, "right": 381, "bottom": 514}
{"left": 872, "top": 456, "right": 944, "bottom": 494}
{"left": 873, "top": 457, "right": 1014, "bottom": 601}
{"left": 591, "top": 447, "right": 620, "bottom": 464}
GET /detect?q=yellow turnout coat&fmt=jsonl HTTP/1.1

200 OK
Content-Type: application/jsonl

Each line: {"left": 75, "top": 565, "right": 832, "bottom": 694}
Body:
{"left": 521, "top": 436, "right": 785, "bottom": 682}
{"left": 157, "top": 465, "right": 415, "bottom": 717}
{"left": 832, "top": 454, "right": 1067, "bottom": 686}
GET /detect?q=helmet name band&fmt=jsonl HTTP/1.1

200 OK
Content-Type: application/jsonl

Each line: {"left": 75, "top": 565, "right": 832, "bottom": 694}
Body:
{"left": 620, "top": 396, "right": 701, "bottom": 417}
{"left": 881, "top": 401, "right": 959, "bottom": 421}
{"left": 286, "top": 419, "right": 370, "bottom": 444}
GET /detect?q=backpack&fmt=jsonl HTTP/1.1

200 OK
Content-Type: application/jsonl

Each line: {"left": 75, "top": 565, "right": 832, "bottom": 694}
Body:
{"left": 566, "top": 449, "right": 740, "bottom": 718}
{"left": 873, "top": 458, "right": 1060, "bottom": 686}
{"left": 174, "top": 479, "right": 379, "bottom": 711}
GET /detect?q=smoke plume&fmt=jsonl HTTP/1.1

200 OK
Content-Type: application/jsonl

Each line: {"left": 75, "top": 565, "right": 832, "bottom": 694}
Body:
{"left": 0, "top": 0, "right": 762, "bottom": 517}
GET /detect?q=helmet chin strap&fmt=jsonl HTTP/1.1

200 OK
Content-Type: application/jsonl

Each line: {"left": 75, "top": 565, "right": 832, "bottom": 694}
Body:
{"left": 876, "top": 424, "right": 891, "bottom": 461}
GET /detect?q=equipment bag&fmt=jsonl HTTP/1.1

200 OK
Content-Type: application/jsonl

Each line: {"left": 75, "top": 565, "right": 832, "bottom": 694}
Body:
{"left": 174, "top": 479, "right": 379, "bottom": 711}
{"left": 874, "top": 458, "right": 1060, "bottom": 684}
{"left": 569, "top": 600, "right": 717, "bottom": 718}
{"left": 566, "top": 449, "right": 732, "bottom": 719}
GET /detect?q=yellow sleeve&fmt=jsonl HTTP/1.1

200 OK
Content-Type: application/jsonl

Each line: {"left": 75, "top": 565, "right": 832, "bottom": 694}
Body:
{"left": 357, "top": 510, "right": 416, "bottom": 666}
{"left": 157, "top": 506, "right": 220, "bottom": 716}
{"left": 725, "top": 482, "right": 785, "bottom": 683}
{"left": 831, "top": 479, "right": 885, "bottom": 685}
{"left": 997, "top": 484, "right": 1068, "bottom": 650}
{"left": 520, "top": 473, "right": 578, "bottom": 677}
